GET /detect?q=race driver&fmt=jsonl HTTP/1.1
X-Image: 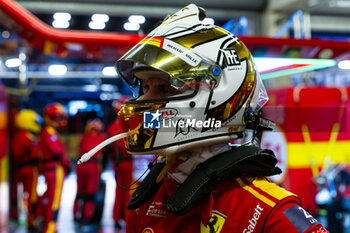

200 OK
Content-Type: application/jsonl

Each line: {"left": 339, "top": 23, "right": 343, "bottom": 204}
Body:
{"left": 112, "top": 4, "right": 329, "bottom": 233}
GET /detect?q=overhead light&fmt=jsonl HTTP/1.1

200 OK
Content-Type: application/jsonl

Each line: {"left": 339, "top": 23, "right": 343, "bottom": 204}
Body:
{"left": 52, "top": 20, "right": 70, "bottom": 29}
{"left": 48, "top": 64, "right": 67, "bottom": 75}
{"left": 52, "top": 12, "right": 71, "bottom": 29}
{"left": 1, "top": 31, "right": 10, "bottom": 39}
{"left": 83, "top": 84, "right": 99, "bottom": 92}
{"left": 101, "top": 84, "right": 116, "bottom": 92}
{"left": 338, "top": 60, "right": 350, "bottom": 69}
{"left": 123, "top": 22, "right": 140, "bottom": 31}
{"left": 254, "top": 58, "right": 294, "bottom": 72}
{"left": 102, "top": 66, "right": 117, "bottom": 76}
{"left": 91, "top": 14, "right": 109, "bottom": 23}
{"left": 5, "top": 58, "right": 21, "bottom": 68}
{"left": 255, "top": 58, "right": 336, "bottom": 80}
{"left": 53, "top": 12, "right": 71, "bottom": 21}
{"left": 203, "top": 18, "right": 215, "bottom": 25}
{"left": 89, "top": 21, "right": 106, "bottom": 30}
{"left": 68, "top": 100, "right": 88, "bottom": 115}
{"left": 128, "top": 15, "right": 145, "bottom": 24}
{"left": 89, "top": 14, "right": 109, "bottom": 30}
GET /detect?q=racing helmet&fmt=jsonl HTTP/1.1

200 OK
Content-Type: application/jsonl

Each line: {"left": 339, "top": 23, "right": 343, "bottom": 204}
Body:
{"left": 15, "top": 109, "right": 42, "bottom": 133}
{"left": 43, "top": 102, "right": 68, "bottom": 130}
{"left": 85, "top": 118, "right": 104, "bottom": 133}
{"left": 116, "top": 4, "right": 268, "bottom": 156}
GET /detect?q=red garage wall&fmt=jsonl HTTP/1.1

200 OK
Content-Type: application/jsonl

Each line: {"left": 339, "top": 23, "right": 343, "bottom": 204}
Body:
{"left": 262, "top": 86, "right": 350, "bottom": 215}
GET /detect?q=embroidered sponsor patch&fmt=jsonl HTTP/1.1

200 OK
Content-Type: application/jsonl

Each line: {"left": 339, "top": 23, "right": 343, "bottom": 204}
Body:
{"left": 200, "top": 210, "right": 227, "bottom": 233}
{"left": 146, "top": 201, "right": 167, "bottom": 217}
{"left": 283, "top": 205, "right": 319, "bottom": 233}
{"left": 242, "top": 203, "right": 264, "bottom": 233}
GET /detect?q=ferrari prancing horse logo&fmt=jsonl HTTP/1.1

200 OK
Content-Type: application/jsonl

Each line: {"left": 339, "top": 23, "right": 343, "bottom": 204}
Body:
{"left": 200, "top": 210, "right": 227, "bottom": 233}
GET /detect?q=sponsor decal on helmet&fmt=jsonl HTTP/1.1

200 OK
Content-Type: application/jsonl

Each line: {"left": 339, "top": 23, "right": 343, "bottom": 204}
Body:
{"left": 218, "top": 48, "right": 241, "bottom": 69}
{"left": 162, "top": 39, "right": 202, "bottom": 66}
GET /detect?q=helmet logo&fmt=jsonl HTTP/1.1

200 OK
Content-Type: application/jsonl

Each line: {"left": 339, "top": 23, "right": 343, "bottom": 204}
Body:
{"left": 218, "top": 48, "right": 241, "bottom": 69}
{"left": 160, "top": 108, "right": 178, "bottom": 120}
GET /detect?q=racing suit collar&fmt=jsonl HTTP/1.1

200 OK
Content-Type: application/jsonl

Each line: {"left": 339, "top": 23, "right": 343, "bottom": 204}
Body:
{"left": 168, "top": 142, "right": 231, "bottom": 184}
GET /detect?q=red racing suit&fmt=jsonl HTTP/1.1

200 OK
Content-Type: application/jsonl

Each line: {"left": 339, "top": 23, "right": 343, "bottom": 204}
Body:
{"left": 38, "top": 126, "right": 71, "bottom": 233}
{"left": 11, "top": 130, "right": 39, "bottom": 228}
{"left": 126, "top": 176, "right": 329, "bottom": 233}
{"left": 74, "top": 131, "right": 106, "bottom": 221}
{"left": 107, "top": 119, "right": 133, "bottom": 224}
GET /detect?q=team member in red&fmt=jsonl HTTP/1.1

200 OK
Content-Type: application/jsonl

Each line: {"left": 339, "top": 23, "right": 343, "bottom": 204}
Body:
{"left": 107, "top": 97, "right": 133, "bottom": 229}
{"left": 12, "top": 109, "right": 42, "bottom": 231}
{"left": 114, "top": 4, "right": 329, "bottom": 233}
{"left": 74, "top": 118, "right": 106, "bottom": 225}
{"left": 38, "top": 102, "right": 71, "bottom": 233}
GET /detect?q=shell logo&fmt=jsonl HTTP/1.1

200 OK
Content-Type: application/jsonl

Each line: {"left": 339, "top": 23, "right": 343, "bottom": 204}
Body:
{"left": 142, "top": 227, "right": 154, "bottom": 233}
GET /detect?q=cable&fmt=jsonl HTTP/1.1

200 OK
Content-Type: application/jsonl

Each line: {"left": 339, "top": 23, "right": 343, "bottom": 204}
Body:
{"left": 116, "top": 155, "right": 158, "bottom": 191}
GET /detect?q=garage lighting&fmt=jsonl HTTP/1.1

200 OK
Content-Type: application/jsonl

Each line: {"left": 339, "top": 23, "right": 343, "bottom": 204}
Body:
{"left": 48, "top": 64, "right": 67, "bottom": 75}
{"left": 1, "top": 30, "right": 10, "bottom": 39}
{"left": 255, "top": 58, "right": 336, "bottom": 80}
{"left": 89, "top": 21, "right": 106, "bottom": 30}
{"left": 92, "top": 14, "right": 109, "bottom": 23}
{"left": 124, "top": 22, "right": 140, "bottom": 31}
{"left": 338, "top": 60, "right": 350, "bottom": 69}
{"left": 255, "top": 58, "right": 294, "bottom": 72}
{"left": 5, "top": 58, "right": 21, "bottom": 68}
{"left": 53, "top": 12, "right": 71, "bottom": 21}
{"left": 102, "top": 66, "right": 117, "bottom": 76}
{"left": 89, "top": 14, "right": 109, "bottom": 30}
{"left": 52, "top": 12, "right": 71, "bottom": 29}
{"left": 128, "top": 15, "right": 145, "bottom": 24}
{"left": 53, "top": 20, "right": 70, "bottom": 29}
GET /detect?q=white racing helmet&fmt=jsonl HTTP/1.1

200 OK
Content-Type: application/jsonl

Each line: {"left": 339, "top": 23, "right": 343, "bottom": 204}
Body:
{"left": 116, "top": 4, "right": 268, "bottom": 156}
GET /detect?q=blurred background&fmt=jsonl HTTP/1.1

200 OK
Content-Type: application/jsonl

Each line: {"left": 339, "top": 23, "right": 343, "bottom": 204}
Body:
{"left": 1, "top": 0, "right": 350, "bottom": 232}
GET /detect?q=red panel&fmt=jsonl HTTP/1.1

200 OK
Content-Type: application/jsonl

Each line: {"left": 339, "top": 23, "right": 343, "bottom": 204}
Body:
{"left": 283, "top": 168, "right": 318, "bottom": 215}
{"left": 265, "top": 87, "right": 350, "bottom": 142}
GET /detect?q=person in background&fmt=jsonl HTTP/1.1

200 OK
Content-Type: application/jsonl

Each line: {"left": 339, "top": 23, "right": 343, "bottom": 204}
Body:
{"left": 37, "top": 102, "right": 71, "bottom": 233}
{"left": 114, "top": 4, "right": 329, "bottom": 233}
{"left": 315, "top": 163, "right": 350, "bottom": 233}
{"left": 74, "top": 118, "right": 106, "bottom": 227}
{"left": 12, "top": 109, "right": 42, "bottom": 232}
{"left": 107, "top": 97, "right": 133, "bottom": 230}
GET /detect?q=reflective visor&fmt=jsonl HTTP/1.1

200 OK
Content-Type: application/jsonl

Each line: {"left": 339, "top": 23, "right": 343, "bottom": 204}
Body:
{"left": 118, "top": 102, "right": 166, "bottom": 152}
{"left": 116, "top": 36, "right": 222, "bottom": 92}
